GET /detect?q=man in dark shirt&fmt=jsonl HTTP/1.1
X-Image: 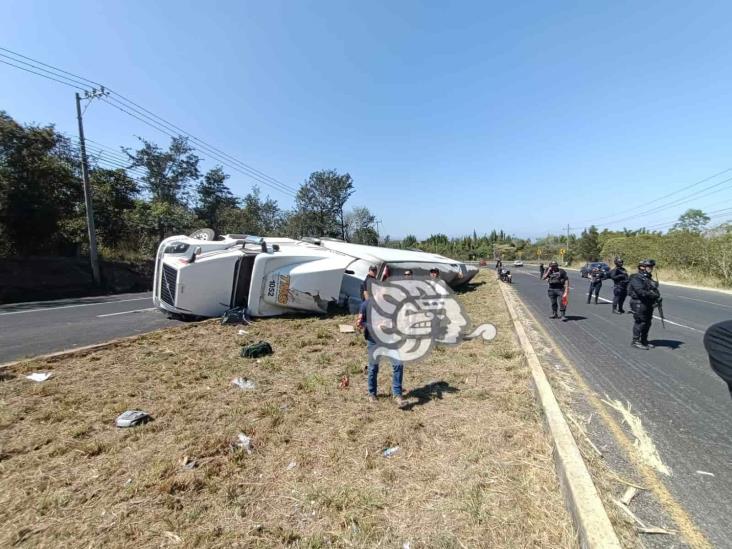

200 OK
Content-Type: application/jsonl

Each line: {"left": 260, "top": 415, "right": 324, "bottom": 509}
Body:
{"left": 360, "top": 265, "right": 378, "bottom": 300}
{"left": 357, "top": 298, "right": 405, "bottom": 406}
{"left": 539, "top": 263, "right": 545, "bottom": 278}
{"left": 542, "top": 260, "right": 569, "bottom": 320}
{"left": 628, "top": 259, "right": 661, "bottom": 350}
{"left": 608, "top": 257, "right": 630, "bottom": 314}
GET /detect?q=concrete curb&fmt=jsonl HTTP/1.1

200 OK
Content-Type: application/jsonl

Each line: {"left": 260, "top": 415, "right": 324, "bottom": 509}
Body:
{"left": 498, "top": 282, "right": 621, "bottom": 549}
{"left": 0, "top": 327, "right": 176, "bottom": 370}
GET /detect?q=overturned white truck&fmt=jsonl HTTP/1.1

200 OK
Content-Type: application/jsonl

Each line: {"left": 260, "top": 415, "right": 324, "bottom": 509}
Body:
{"left": 152, "top": 233, "right": 479, "bottom": 319}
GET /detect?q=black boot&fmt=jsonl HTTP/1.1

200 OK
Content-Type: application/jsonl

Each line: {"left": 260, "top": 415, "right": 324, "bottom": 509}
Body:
{"left": 631, "top": 340, "right": 649, "bottom": 350}
{"left": 642, "top": 341, "right": 655, "bottom": 349}
{"left": 550, "top": 312, "right": 558, "bottom": 319}
{"left": 594, "top": 297, "right": 599, "bottom": 304}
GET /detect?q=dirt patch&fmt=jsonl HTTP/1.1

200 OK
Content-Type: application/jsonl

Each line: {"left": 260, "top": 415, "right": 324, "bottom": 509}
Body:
{"left": 0, "top": 271, "right": 574, "bottom": 548}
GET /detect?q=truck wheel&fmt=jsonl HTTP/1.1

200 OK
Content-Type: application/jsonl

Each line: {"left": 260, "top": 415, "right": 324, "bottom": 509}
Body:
{"left": 189, "top": 228, "right": 215, "bottom": 241}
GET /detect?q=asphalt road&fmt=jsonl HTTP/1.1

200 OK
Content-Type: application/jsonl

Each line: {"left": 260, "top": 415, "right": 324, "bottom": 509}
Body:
{"left": 0, "top": 292, "right": 179, "bottom": 363}
{"left": 510, "top": 266, "right": 731, "bottom": 548}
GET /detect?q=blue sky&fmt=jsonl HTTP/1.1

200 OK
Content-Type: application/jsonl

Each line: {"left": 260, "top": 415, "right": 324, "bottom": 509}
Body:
{"left": 2, "top": 1, "right": 732, "bottom": 239}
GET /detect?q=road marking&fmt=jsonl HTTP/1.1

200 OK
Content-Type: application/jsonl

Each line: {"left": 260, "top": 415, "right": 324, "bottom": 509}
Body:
{"left": 677, "top": 295, "right": 732, "bottom": 309}
{"left": 0, "top": 297, "right": 151, "bottom": 316}
{"left": 513, "top": 292, "right": 712, "bottom": 548}
{"left": 97, "top": 307, "right": 157, "bottom": 318}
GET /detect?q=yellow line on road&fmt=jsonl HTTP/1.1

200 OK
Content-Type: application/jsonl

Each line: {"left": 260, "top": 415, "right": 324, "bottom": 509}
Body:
{"left": 515, "top": 290, "right": 711, "bottom": 548}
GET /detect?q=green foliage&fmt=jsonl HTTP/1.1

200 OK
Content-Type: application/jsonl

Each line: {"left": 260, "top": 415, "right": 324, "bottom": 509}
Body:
{"left": 344, "top": 206, "right": 377, "bottom": 244}
{"left": 124, "top": 136, "right": 200, "bottom": 205}
{"left": 576, "top": 225, "right": 601, "bottom": 261}
{"left": 293, "top": 170, "right": 354, "bottom": 239}
{"left": 194, "top": 166, "right": 238, "bottom": 232}
{"left": 672, "top": 208, "right": 710, "bottom": 234}
{"left": 0, "top": 111, "right": 81, "bottom": 255}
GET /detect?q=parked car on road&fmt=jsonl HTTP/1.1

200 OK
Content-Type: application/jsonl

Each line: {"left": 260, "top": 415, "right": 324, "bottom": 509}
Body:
{"left": 580, "top": 261, "right": 610, "bottom": 278}
{"left": 513, "top": 260, "right": 523, "bottom": 267}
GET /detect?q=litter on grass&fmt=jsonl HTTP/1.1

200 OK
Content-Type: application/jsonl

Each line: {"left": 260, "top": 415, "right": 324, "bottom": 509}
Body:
{"left": 240, "top": 341, "right": 273, "bottom": 358}
{"left": 235, "top": 433, "right": 253, "bottom": 454}
{"left": 25, "top": 372, "right": 53, "bottom": 382}
{"left": 338, "top": 324, "right": 355, "bottom": 333}
{"left": 338, "top": 375, "right": 349, "bottom": 389}
{"left": 383, "top": 446, "right": 400, "bottom": 458}
{"left": 232, "top": 377, "right": 256, "bottom": 390}
{"left": 696, "top": 470, "right": 715, "bottom": 477}
{"left": 237, "top": 329, "right": 249, "bottom": 335}
{"left": 115, "top": 410, "right": 152, "bottom": 428}
{"left": 287, "top": 461, "right": 297, "bottom": 470}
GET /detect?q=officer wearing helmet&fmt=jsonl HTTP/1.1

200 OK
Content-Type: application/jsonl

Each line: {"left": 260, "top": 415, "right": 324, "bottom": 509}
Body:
{"left": 608, "top": 257, "right": 630, "bottom": 314}
{"left": 542, "top": 260, "right": 569, "bottom": 320}
{"left": 628, "top": 259, "right": 661, "bottom": 350}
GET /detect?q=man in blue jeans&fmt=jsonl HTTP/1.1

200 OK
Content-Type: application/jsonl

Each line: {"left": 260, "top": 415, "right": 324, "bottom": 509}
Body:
{"left": 356, "top": 296, "right": 405, "bottom": 407}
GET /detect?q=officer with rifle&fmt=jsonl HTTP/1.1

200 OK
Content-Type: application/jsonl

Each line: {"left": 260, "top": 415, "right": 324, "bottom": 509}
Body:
{"left": 609, "top": 257, "right": 630, "bottom": 314}
{"left": 586, "top": 265, "right": 603, "bottom": 304}
{"left": 628, "top": 259, "right": 662, "bottom": 350}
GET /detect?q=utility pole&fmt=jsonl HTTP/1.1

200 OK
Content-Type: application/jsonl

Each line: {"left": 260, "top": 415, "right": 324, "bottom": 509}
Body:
{"left": 375, "top": 219, "right": 383, "bottom": 238}
{"left": 566, "top": 224, "right": 571, "bottom": 255}
{"left": 75, "top": 88, "right": 107, "bottom": 286}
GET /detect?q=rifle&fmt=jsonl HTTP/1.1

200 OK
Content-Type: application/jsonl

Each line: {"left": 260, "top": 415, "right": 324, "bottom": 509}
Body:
{"left": 654, "top": 271, "right": 666, "bottom": 329}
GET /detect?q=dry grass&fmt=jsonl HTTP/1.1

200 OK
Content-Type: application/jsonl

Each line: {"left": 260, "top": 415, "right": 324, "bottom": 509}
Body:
{"left": 0, "top": 271, "right": 574, "bottom": 548}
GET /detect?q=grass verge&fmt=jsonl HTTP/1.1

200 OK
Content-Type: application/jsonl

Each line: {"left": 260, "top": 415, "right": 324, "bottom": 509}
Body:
{"left": 0, "top": 271, "right": 574, "bottom": 548}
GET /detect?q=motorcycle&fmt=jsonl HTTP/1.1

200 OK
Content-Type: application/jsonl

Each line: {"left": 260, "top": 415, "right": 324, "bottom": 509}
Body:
{"left": 499, "top": 268, "right": 512, "bottom": 284}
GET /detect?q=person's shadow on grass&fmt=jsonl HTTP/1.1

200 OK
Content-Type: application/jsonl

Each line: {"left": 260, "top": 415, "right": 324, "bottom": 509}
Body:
{"left": 402, "top": 381, "right": 459, "bottom": 411}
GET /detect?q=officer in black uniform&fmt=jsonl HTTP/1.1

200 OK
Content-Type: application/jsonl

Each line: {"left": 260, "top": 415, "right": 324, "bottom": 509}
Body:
{"left": 586, "top": 266, "right": 603, "bottom": 304}
{"left": 542, "top": 260, "right": 569, "bottom": 321}
{"left": 628, "top": 259, "right": 660, "bottom": 350}
{"left": 608, "top": 257, "right": 629, "bottom": 314}
{"left": 539, "top": 263, "right": 545, "bottom": 278}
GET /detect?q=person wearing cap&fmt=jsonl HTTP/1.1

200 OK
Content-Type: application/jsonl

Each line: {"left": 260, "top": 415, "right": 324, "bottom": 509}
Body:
{"left": 703, "top": 321, "right": 732, "bottom": 398}
{"left": 429, "top": 268, "right": 439, "bottom": 280}
{"left": 628, "top": 259, "right": 661, "bottom": 350}
{"left": 609, "top": 257, "right": 630, "bottom": 314}
{"left": 361, "top": 265, "right": 378, "bottom": 300}
{"left": 542, "top": 260, "right": 569, "bottom": 320}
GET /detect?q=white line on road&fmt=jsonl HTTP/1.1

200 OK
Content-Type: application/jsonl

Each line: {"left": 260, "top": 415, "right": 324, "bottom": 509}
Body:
{"left": 0, "top": 297, "right": 151, "bottom": 316}
{"left": 677, "top": 295, "right": 732, "bottom": 309}
{"left": 97, "top": 307, "right": 157, "bottom": 318}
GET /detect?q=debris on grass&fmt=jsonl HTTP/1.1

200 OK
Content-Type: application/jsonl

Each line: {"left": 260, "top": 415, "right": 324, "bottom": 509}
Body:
{"left": 234, "top": 433, "right": 254, "bottom": 454}
{"left": 383, "top": 446, "right": 400, "bottom": 458}
{"left": 231, "top": 377, "right": 256, "bottom": 390}
{"left": 25, "top": 372, "right": 53, "bottom": 382}
{"left": 237, "top": 329, "right": 249, "bottom": 335}
{"left": 696, "top": 470, "right": 715, "bottom": 477}
{"left": 114, "top": 410, "right": 152, "bottom": 428}
{"left": 287, "top": 461, "right": 297, "bottom": 470}
{"left": 0, "top": 271, "right": 575, "bottom": 547}
{"left": 338, "top": 324, "right": 355, "bottom": 333}
{"left": 620, "top": 486, "right": 638, "bottom": 506}
{"left": 240, "top": 341, "right": 273, "bottom": 358}
{"left": 338, "top": 375, "right": 349, "bottom": 389}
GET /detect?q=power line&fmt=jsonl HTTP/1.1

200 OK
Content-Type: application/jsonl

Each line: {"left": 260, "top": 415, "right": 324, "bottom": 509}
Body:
{"left": 0, "top": 46, "right": 299, "bottom": 198}
{"left": 0, "top": 59, "right": 88, "bottom": 91}
{"left": 570, "top": 168, "right": 732, "bottom": 227}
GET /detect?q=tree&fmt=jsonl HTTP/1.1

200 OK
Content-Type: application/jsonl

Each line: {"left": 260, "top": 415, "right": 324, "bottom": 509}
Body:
{"left": 219, "top": 186, "right": 282, "bottom": 236}
{"left": 194, "top": 166, "right": 238, "bottom": 232}
{"left": 344, "top": 206, "right": 377, "bottom": 243}
{"left": 88, "top": 168, "right": 140, "bottom": 249}
{"left": 402, "top": 235, "right": 418, "bottom": 248}
{"left": 672, "top": 209, "right": 710, "bottom": 234}
{"left": 576, "top": 225, "right": 601, "bottom": 261}
{"left": 0, "top": 111, "right": 81, "bottom": 255}
{"left": 125, "top": 136, "right": 200, "bottom": 205}
{"left": 293, "top": 170, "right": 354, "bottom": 238}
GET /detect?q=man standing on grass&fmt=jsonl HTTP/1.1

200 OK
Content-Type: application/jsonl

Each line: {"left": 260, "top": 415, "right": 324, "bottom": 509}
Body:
{"left": 356, "top": 296, "right": 405, "bottom": 407}
{"left": 542, "top": 260, "right": 569, "bottom": 321}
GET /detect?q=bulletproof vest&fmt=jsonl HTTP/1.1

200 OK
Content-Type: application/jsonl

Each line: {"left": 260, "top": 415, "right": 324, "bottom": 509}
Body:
{"left": 547, "top": 269, "right": 564, "bottom": 285}
{"left": 629, "top": 272, "right": 657, "bottom": 300}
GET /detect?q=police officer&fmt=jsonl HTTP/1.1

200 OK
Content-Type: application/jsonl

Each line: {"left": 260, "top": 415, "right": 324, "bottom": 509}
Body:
{"left": 628, "top": 259, "right": 660, "bottom": 350}
{"left": 608, "top": 257, "right": 629, "bottom": 314}
{"left": 586, "top": 266, "right": 603, "bottom": 304}
{"left": 539, "top": 263, "right": 545, "bottom": 278}
{"left": 542, "top": 260, "right": 569, "bottom": 320}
